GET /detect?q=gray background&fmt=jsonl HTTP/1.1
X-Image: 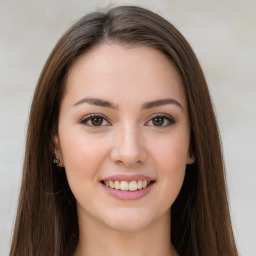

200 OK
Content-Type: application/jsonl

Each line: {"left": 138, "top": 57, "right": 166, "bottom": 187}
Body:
{"left": 1, "top": 0, "right": 255, "bottom": 255}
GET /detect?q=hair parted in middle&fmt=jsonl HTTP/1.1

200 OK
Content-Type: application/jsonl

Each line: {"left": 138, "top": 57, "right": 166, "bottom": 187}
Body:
{"left": 10, "top": 5, "right": 238, "bottom": 256}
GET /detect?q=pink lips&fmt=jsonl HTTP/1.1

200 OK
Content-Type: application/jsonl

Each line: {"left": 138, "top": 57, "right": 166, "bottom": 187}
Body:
{"left": 101, "top": 174, "right": 155, "bottom": 200}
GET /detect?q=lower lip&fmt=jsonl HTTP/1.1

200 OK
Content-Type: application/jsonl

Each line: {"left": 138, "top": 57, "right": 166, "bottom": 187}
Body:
{"left": 101, "top": 182, "right": 155, "bottom": 200}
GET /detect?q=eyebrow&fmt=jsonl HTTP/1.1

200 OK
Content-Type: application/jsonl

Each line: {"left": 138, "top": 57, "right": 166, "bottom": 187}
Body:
{"left": 73, "top": 97, "right": 118, "bottom": 109}
{"left": 73, "top": 97, "right": 183, "bottom": 111}
{"left": 141, "top": 98, "right": 183, "bottom": 111}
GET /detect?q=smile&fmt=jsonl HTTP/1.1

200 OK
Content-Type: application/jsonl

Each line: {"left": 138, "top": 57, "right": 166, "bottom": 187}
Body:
{"left": 103, "top": 180, "right": 152, "bottom": 191}
{"left": 100, "top": 174, "right": 155, "bottom": 200}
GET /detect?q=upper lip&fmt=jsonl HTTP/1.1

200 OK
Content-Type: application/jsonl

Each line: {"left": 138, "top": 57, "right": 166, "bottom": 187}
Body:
{"left": 101, "top": 174, "right": 155, "bottom": 182}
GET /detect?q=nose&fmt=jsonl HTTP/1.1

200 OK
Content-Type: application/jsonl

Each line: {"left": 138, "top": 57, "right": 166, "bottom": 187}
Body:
{"left": 110, "top": 124, "right": 147, "bottom": 168}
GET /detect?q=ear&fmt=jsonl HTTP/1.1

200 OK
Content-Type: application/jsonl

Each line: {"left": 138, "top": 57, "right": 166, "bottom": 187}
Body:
{"left": 52, "top": 135, "right": 64, "bottom": 167}
{"left": 186, "top": 148, "right": 196, "bottom": 165}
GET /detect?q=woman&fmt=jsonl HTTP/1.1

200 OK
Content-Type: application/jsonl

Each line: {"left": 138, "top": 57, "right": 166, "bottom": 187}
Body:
{"left": 10, "top": 5, "right": 238, "bottom": 256}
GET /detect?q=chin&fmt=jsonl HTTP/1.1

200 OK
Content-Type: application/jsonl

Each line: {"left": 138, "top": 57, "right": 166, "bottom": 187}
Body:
{"left": 101, "top": 208, "right": 158, "bottom": 233}
{"left": 107, "top": 219, "right": 150, "bottom": 233}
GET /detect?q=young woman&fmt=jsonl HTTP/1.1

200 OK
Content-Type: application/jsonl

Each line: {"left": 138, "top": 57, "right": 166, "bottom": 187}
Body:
{"left": 10, "top": 6, "right": 239, "bottom": 256}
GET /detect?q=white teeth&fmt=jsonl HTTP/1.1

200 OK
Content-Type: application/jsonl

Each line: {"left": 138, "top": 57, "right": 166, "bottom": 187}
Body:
{"left": 137, "top": 180, "right": 142, "bottom": 189}
{"left": 120, "top": 181, "right": 129, "bottom": 190}
{"left": 109, "top": 180, "right": 114, "bottom": 189}
{"left": 142, "top": 180, "right": 147, "bottom": 188}
{"left": 129, "top": 181, "right": 138, "bottom": 191}
{"left": 103, "top": 180, "right": 152, "bottom": 191}
{"left": 114, "top": 180, "right": 120, "bottom": 189}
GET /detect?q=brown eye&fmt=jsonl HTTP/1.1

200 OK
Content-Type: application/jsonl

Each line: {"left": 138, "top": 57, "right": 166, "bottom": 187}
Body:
{"left": 81, "top": 114, "right": 110, "bottom": 127}
{"left": 146, "top": 114, "right": 175, "bottom": 127}
{"left": 152, "top": 117, "right": 164, "bottom": 126}
{"left": 91, "top": 117, "right": 103, "bottom": 126}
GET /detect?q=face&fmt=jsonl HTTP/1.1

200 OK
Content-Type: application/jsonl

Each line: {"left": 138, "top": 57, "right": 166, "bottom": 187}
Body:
{"left": 54, "top": 44, "right": 195, "bottom": 232}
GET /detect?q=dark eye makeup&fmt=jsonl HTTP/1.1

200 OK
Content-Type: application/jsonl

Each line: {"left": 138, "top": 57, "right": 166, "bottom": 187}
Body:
{"left": 145, "top": 113, "right": 175, "bottom": 127}
{"left": 80, "top": 113, "right": 175, "bottom": 128}
{"left": 80, "top": 114, "right": 110, "bottom": 127}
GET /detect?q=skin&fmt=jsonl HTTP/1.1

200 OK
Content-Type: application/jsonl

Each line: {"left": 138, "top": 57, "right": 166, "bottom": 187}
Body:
{"left": 54, "top": 43, "right": 195, "bottom": 256}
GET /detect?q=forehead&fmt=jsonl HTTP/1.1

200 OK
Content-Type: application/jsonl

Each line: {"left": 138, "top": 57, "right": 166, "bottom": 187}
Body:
{"left": 64, "top": 43, "right": 187, "bottom": 108}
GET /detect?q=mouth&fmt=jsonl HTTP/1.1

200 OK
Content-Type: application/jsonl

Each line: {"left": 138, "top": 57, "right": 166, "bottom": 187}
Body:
{"left": 100, "top": 174, "right": 156, "bottom": 200}
{"left": 101, "top": 180, "right": 155, "bottom": 191}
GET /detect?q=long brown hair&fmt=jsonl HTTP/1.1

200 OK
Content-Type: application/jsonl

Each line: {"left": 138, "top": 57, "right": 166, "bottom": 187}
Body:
{"left": 10, "top": 6, "right": 238, "bottom": 256}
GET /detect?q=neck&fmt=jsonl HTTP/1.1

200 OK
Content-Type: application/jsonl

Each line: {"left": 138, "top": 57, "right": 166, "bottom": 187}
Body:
{"left": 73, "top": 209, "right": 178, "bottom": 256}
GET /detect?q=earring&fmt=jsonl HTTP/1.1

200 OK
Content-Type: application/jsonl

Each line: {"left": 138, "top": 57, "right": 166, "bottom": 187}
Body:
{"left": 53, "top": 156, "right": 60, "bottom": 165}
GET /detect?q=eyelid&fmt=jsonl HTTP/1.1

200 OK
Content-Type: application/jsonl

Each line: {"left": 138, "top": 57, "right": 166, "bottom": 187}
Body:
{"left": 80, "top": 113, "right": 111, "bottom": 126}
{"left": 80, "top": 113, "right": 175, "bottom": 127}
{"left": 145, "top": 113, "right": 175, "bottom": 127}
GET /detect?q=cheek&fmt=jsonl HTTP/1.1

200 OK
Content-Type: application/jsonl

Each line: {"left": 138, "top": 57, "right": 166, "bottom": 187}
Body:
{"left": 158, "top": 141, "right": 187, "bottom": 184}
{"left": 59, "top": 131, "right": 110, "bottom": 184}
{"left": 151, "top": 129, "right": 190, "bottom": 169}
{"left": 149, "top": 130, "right": 190, "bottom": 202}
{"left": 60, "top": 134, "right": 111, "bottom": 212}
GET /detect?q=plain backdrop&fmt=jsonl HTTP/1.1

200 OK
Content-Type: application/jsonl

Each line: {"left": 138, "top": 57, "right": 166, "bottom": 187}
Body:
{"left": 0, "top": 1, "right": 255, "bottom": 255}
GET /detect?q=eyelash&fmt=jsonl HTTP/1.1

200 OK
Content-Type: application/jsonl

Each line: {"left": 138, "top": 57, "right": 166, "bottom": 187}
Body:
{"left": 80, "top": 114, "right": 110, "bottom": 127}
{"left": 146, "top": 113, "right": 175, "bottom": 127}
{"left": 80, "top": 113, "right": 175, "bottom": 128}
